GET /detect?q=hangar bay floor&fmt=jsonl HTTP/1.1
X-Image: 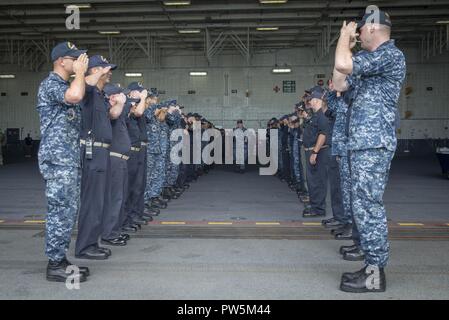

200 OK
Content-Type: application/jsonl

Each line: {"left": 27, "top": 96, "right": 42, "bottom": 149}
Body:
{"left": 0, "top": 155, "right": 448, "bottom": 299}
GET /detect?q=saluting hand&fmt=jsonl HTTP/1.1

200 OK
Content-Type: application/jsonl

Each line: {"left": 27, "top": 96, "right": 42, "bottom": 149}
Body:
{"left": 73, "top": 53, "right": 89, "bottom": 75}
{"left": 110, "top": 93, "right": 126, "bottom": 106}
{"left": 140, "top": 89, "right": 148, "bottom": 100}
{"left": 116, "top": 93, "right": 126, "bottom": 105}
{"left": 340, "top": 21, "right": 358, "bottom": 47}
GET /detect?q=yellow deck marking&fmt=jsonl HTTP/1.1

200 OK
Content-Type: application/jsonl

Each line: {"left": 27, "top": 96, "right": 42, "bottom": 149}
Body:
{"left": 161, "top": 221, "right": 186, "bottom": 225}
{"left": 302, "top": 222, "right": 321, "bottom": 226}
{"left": 398, "top": 223, "right": 424, "bottom": 226}
{"left": 208, "top": 222, "right": 233, "bottom": 225}
{"left": 255, "top": 222, "right": 281, "bottom": 225}
{"left": 24, "top": 220, "right": 45, "bottom": 224}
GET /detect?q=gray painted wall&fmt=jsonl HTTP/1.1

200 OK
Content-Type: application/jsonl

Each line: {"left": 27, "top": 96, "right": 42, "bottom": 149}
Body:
{"left": 0, "top": 45, "right": 448, "bottom": 140}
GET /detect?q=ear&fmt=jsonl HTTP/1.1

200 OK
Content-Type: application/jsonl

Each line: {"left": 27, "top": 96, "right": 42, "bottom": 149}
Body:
{"left": 56, "top": 58, "right": 64, "bottom": 68}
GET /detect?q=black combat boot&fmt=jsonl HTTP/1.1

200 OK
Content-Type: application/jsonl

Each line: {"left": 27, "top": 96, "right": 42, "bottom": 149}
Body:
{"left": 62, "top": 257, "right": 90, "bottom": 277}
{"left": 162, "top": 188, "right": 172, "bottom": 200}
{"left": 169, "top": 187, "right": 181, "bottom": 198}
{"left": 324, "top": 219, "right": 345, "bottom": 229}
{"left": 151, "top": 197, "right": 167, "bottom": 209}
{"left": 144, "top": 202, "right": 160, "bottom": 214}
{"left": 340, "top": 265, "right": 386, "bottom": 293}
{"left": 144, "top": 206, "right": 160, "bottom": 216}
{"left": 159, "top": 192, "right": 171, "bottom": 202}
{"left": 46, "top": 259, "right": 87, "bottom": 283}
{"left": 334, "top": 224, "right": 353, "bottom": 240}
{"left": 141, "top": 214, "right": 153, "bottom": 222}
{"left": 119, "top": 233, "right": 130, "bottom": 241}
{"left": 339, "top": 244, "right": 359, "bottom": 255}
{"left": 132, "top": 217, "right": 148, "bottom": 226}
{"left": 342, "top": 246, "right": 365, "bottom": 261}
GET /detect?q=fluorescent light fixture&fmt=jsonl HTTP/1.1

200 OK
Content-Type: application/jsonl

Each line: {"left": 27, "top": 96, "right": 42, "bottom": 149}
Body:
{"left": 257, "top": 27, "right": 279, "bottom": 31}
{"left": 125, "top": 73, "right": 143, "bottom": 77}
{"left": 64, "top": 3, "right": 92, "bottom": 9}
{"left": 272, "top": 68, "right": 291, "bottom": 74}
{"left": 98, "top": 31, "right": 120, "bottom": 35}
{"left": 189, "top": 72, "right": 207, "bottom": 76}
{"left": 0, "top": 74, "right": 16, "bottom": 79}
{"left": 259, "top": 0, "right": 288, "bottom": 4}
{"left": 436, "top": 20, "right": 449, "bottom": 24}
{"left": 178, "top": 29, "right": 201, "bottom": 34}
{"left": 163, "top": 1, "right": 191, "bottom": 5}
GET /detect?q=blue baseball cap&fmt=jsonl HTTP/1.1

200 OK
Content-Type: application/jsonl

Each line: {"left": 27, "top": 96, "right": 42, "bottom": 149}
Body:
{"left": 307, "top": 85, "right": 326, "bottom": 100}
{"left": 357, "top": 9, "right": 392, "bottom": 29}
{"left": 51, "top": 41, "right": 87, "bottom": 62}
{"left": 103, "top": 83, "right": 126, "bottom": 97}
{"left": 148, "top": 89, "right": 159, "bottom": 97}
{"left": 167, "top": 99, "right": 177, "bottom": 106}
{"left": 88, "top": 55, "right": 117, "bottom": 70}
{"left": 127, "top": 82, "right": 145, "bottom": 92}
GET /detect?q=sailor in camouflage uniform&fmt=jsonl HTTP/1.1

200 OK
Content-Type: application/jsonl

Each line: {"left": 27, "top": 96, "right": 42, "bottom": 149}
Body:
{"left": 155, "top": 104, "right": 171, "bottom": 201}
{"left": 324, "top": 85, "right": 364, "bottom": 255}
{"left": 141, "top": 90, "right": 162, "bottom": 215}
{"left": 36, "top": 42, "right": 90, "bottom": 282}
{"left": 144, "top": 102, "right": 168, "bottom": 209}
{"left": 333, "top": 9, "right": 406, "bottom": 293}
{"left": 288, "top": 114, "right": 304, "bottom": 193}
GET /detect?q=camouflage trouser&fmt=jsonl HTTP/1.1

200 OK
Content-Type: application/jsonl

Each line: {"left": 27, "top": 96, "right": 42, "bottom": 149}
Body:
{"left": 291, "top": 141, "right": 303, "bottom": 186}
{"left": 144, "top": 151, "right": 165, "bottom": 200}
{"left": 165, "top": 142, "right": 180, "bottom": 187}
{"left": 157, "top": 142, "right": 168, "bottom": 194}
{"left": 337, "top": 155, "right": 353, "bottom": 225}
{"left": 40, "top": 163, "right": 80, "bottom": 262}
{"left": 166, "top": 156, "right": 179, "bottom": 186}
{"left": 350, "top": 148, "right": 394, "bottom": 268}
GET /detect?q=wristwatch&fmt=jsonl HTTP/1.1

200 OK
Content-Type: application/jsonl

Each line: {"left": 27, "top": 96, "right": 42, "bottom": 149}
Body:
{"left": 312, "top": 150, "right": 319, "bottom": 154}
